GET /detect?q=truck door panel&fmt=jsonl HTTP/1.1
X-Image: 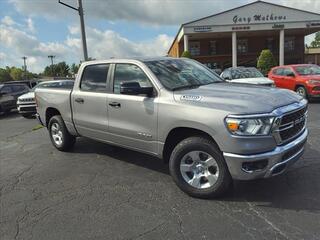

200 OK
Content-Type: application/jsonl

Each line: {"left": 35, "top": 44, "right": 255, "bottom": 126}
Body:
{"left": 72, "top": 64, "right": 110, "bottom": 140}
{"left": 106, "top": 63, "right": 158, "bottom": 154}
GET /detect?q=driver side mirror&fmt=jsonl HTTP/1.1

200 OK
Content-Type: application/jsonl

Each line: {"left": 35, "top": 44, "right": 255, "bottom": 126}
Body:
{"left": 120, "top": 82, "right": 154, "bottom": 97}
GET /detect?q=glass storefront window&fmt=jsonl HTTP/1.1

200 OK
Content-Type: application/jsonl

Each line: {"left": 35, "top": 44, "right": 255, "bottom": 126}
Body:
{"left": 285, "top": 37, "right": 295, "bottom": 52}
{"left": 237, "top": 39, "right": 248, "bottom": 53}
{"left": 210, "top": 41, "right": 217, "bottom": 55}
{"left": 189, "top": 41, "right": 200, "bottom": 56}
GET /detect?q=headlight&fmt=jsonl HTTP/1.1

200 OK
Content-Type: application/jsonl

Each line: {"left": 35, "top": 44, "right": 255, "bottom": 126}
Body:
{"left": 307, "top": 79, "right": 320, "bottom": 85}
{"left": 225, "top": 116, "right": 274, "bottom": 136}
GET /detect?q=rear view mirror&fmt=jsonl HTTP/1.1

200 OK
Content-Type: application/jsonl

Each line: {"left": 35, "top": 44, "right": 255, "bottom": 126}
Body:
{"left": 120, "top": 82, "right": 154, "bottom": 97}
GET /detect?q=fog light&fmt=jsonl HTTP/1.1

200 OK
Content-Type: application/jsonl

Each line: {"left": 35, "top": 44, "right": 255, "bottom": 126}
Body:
{"left": 242, "top": 159, "right": 268, "bottom": 172}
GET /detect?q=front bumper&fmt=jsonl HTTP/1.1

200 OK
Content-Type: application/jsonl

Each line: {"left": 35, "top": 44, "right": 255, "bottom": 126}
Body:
{"left": 17, "top": 103, "right": 37, "bottom": 114}
{"left": 223, "top": 129, "right": 308, "bottom": 180}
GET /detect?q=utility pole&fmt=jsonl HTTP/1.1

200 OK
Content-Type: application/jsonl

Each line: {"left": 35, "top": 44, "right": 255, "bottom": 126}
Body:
{"left": 48, "top": 55, "right": 55, "bottom": 77}
{"left": 58, "top": 0, "right": 88, "bottom": 61}
{"left": 22, "top": 56, "right": 27, "bottom": 80}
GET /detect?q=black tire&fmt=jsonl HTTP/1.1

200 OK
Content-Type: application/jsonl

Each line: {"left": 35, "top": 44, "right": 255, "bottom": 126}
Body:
{"left": 169, "top": 136, "right": 232, "bottom": 199}
{"left": 296, "top": 86, "right": 307, "bottom": 99}
{"left": 48, "top": 115, "right": 76, "bottom": 151}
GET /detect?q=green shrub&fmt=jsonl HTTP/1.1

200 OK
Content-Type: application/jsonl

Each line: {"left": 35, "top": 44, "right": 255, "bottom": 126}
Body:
{"left": 181, "top": 50, "right": 192, "bottom": 58}
{"left": 257, "top": 49, "right": 277, "bottom": 76}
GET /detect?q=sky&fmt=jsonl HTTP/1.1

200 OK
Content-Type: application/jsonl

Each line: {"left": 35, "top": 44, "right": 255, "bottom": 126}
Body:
{"left": 0, "top": 0, "right": 319, "bottom": 73}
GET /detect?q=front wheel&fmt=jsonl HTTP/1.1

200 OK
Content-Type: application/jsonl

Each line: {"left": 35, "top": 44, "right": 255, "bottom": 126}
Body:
{"left": 169, "top": 136, "right": 232, "bottom": 198}
{"left": 296, "top": 86, "right": 307, "bottom": 99}
{"left": 48, "top": 115, "right": 76, "bottom": 151}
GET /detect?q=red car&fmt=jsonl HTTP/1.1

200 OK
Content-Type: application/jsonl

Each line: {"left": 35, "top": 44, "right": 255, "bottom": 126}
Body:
{"left": 268, "top": 64, "right": 320, "bottom": 99}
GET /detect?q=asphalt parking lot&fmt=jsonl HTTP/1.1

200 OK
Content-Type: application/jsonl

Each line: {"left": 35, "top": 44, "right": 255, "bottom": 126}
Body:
{"left": 0, "top": 102, "right": 319, "bottom": 240}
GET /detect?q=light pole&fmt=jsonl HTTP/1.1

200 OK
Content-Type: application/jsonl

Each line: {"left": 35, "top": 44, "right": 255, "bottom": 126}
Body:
{"left": 22, "top": 56, "right": 27, "bottom": 80}
{"left": 48, "top": 55, "right": 55, "bottom": 77}
{"left": 58, "top": 0, "right": 88, "bottom": 61}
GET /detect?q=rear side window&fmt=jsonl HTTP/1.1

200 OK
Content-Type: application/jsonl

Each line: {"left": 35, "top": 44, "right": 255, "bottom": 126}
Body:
{"left": 80, "top": 64, "right": 109, "bottom": 92}
{"left": 0, "top": 86, "right": 12, "bottom": 94}
{"left": 283, "top": 68, "right": 295, "bottom": 76}
{"left": 12, "top": 85, "right": 28, "bottom": 92}
{"left": 113, "top": 64, "right": 152, "bottom": 94}
{"left": 273, "top": 68, "right": 284, "bottom": 76}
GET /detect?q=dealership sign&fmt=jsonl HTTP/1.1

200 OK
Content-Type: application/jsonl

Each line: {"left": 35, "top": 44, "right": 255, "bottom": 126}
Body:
{"left": 233, "top": 14, "right": 287, "bottom": 24}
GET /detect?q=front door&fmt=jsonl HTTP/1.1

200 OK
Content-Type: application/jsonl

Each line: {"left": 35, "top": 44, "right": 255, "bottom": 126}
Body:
{"left": 72, "top": 64, "right": 110, "bottom": 140}
{"left": 106, "top": 63, "right": 158, "bottom": 155}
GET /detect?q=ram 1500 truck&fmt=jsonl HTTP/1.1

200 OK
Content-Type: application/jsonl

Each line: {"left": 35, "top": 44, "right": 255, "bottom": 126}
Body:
{"left": 35, "top": 57, "right": 308, "bottom": 198}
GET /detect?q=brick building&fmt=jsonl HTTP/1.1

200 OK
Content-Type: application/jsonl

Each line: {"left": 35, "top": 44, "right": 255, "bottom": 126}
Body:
{"left": 168, "top": 1, "right": 320, "bottom": 70}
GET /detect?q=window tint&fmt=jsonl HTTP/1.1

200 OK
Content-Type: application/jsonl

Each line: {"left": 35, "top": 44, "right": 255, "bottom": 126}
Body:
{"left": 12, "top": 85, "right": 27, "bottom": 92}
{"left": 273, "top": 68, "right": 284, "bottom": 76}
{"left": 0, "top": 86, "right": 12, "bottom": 94}
{"left": 81, "top": 64, "right": 109, "bottom": 92}
{"left": 283, "top": 68, "right": 294, "bottom": 76}
{"left": 113, "top": 64, "right": 152, "bottom": 94}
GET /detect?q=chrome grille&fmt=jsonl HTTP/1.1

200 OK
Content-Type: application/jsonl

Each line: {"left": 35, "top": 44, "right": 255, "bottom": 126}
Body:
{"left": 275, "top": 105, "right": 307, "bottom": 145}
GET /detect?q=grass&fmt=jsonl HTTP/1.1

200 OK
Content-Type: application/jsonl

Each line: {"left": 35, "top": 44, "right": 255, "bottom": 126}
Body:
{"left": 32, "top": 124, "right": 44, "bottom": 131}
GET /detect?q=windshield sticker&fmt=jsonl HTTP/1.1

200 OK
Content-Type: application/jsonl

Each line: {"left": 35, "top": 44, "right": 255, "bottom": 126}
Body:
{"left": 181, "top": 95, "right": 202, "bottom": 101}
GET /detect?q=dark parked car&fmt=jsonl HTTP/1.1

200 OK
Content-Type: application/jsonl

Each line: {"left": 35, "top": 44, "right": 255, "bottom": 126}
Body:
{"left": 0, "top": 83, "right": 30, "bottom": 114}
{"left": 3, "top": 80, "right": 40, "bottom": 89}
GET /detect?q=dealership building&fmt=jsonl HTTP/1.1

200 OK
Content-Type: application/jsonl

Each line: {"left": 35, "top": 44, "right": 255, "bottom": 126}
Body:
{"left": 168, "top": 1, "right": 320, "bottom": 69}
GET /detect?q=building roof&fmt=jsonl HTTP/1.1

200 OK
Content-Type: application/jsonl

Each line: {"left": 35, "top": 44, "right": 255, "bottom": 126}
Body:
{"left": 168, "top": 0, "right": 320, "bottom": 53}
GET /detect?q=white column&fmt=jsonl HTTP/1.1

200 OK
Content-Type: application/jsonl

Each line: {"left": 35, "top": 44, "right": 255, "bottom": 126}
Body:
{"left": 279, "top": 29, "right": 284, "bottom": 65}
{"left": 232, "top": 31, "right": 237, "bottom": 68}
{"left": 184, "top": 34, "right": 189, "bottom": 52}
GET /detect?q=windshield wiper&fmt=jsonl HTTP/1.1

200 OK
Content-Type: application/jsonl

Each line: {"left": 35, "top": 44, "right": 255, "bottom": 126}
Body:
{"left": 171, "top": 84, "right": 202, "bottom": 91}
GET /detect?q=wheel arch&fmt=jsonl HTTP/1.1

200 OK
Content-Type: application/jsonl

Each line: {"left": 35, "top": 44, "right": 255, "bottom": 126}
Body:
{"left": 45, "top": 107, "right": 61, "bottom": 127}
{"left": 162, "top": 127, "right": 220, "bottom": 163}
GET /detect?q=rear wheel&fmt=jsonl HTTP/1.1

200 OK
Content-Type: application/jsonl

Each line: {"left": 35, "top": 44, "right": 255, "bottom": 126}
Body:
{"left": 296, "top": 86, "right": 307, "bottom": 99}
{"left": 48, "top": 115, "right": 76, "bottom": 151}
{"left": 169, "top": 136, "right": 232, "bottom": 198}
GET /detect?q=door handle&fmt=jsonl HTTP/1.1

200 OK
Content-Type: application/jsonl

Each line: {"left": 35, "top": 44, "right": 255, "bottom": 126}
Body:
{"left": 75, "top": 98, "right": 84, "bottom": 103}
{"left": 109, "top": 102, "right": 121, "bottom": 108}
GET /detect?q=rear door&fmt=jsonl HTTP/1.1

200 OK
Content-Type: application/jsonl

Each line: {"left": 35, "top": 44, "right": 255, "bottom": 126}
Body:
{"left": 72, "top": 64, "right": 111, "bottom": 140}
{"left": 272, "top": 68, "right": 285, "bottom": 88}
{"left": 106, "top": 62, "right": 158, "bottom": 154}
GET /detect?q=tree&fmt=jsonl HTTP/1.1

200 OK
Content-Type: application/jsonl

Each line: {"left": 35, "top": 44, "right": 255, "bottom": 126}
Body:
{"left": 0, "top": 67, "right": 13, "bottom": 82}
{"left": 70, "top": 63, "right": 80, "bottom": 76}
{"left": 43, "top": 61, "right": 70, "bottom": 77}
{"left": 9, "top": 67, "right": 24, "bottom": 80}
{"left": 310, "top": 32, "right": 320, "bottom": 48}
{"left": 257, "top": 49, "right": 277, "bottom": 76}
{"left": 181, "top": 50, "right": 192, "bottom": 58}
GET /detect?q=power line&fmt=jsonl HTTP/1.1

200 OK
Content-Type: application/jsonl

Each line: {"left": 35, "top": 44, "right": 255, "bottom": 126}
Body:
{"left": 58, "top": 0, "right": 88, "bottom": 61}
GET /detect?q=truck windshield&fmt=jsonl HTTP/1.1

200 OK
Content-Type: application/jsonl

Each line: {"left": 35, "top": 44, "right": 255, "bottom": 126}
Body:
{"left": 144, "top": 59, "right": 223, "bottom": 91}
{"left": 294, "top": 65, "right": 320, "bottom": 76}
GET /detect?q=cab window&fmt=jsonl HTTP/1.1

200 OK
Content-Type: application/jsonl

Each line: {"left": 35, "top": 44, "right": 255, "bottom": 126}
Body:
{"left": 113, "top": 64, "right": 152, "bottom": 94}
{"left": 80, "top": 64, "right": 109, "bottom": 92}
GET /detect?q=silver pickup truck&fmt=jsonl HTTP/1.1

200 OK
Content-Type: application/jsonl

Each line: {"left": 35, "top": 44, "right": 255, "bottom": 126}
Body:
{"left": 35, "top": 57, "right": 308, "bottom": 198}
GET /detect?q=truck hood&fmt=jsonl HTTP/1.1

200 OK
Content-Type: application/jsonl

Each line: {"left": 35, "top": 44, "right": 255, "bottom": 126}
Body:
{"left": 228, "top": 77, "right": 274, "bottom": 85}
{"left": 18, "top": 91, "right": 34, "bottom": 100}
{"left": 173, "top": 82, "right": 303, "bottom": 114}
